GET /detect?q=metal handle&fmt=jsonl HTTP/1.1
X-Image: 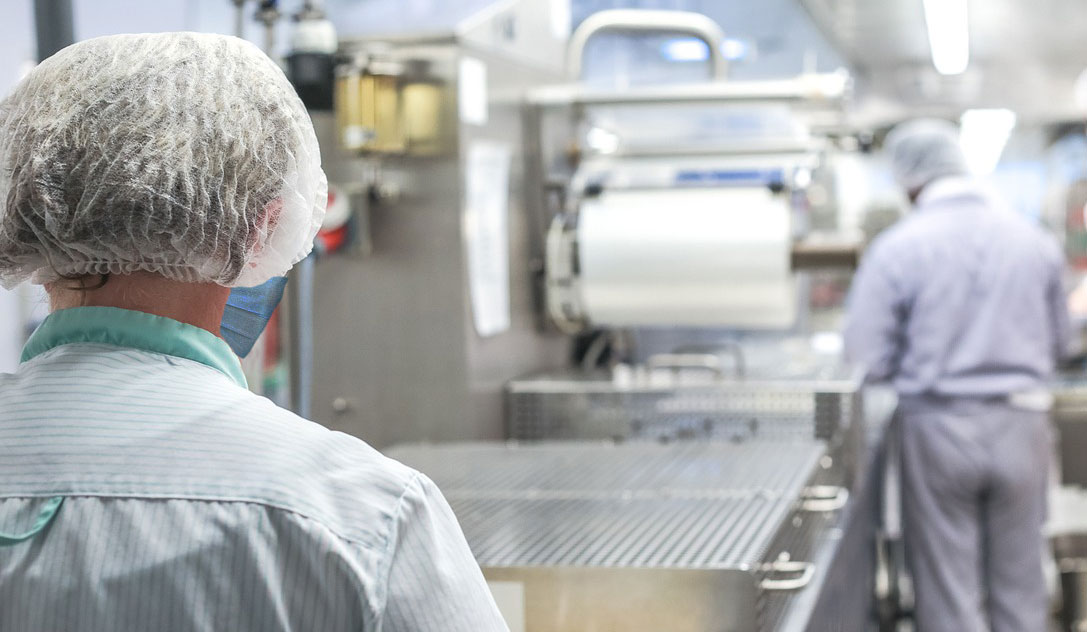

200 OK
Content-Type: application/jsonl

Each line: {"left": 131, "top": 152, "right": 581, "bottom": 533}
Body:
{"left": 669, "top": 341, "right": 747, "bottom": 376}
{"left": 567, "top": 9, "right": 728, "bottom": 81}
{"left": 759, "top": 560, "right": 815, "bottom": 592}
{"left": 801, "top": 486, "right": 849, "bottom": 513}
{"left": 647, "top": 353, "right": 725, "bottom": 376}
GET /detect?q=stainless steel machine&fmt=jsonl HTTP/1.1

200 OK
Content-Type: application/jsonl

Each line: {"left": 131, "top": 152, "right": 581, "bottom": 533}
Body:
{"left": 505, "top": 8, "right": 866, "bottom": 485}
{"left": 307, "top": 0, "right": 571, "bottom": 448}
{"left": 506, "top": 363, "right": 862, "bottom": 442}
{"left": 387, "top": 441, "right": 849, "bottom": 632}
{"left": 303, "top": 4, "right": 871, "bottom": 629}
{"left": 530, "top": 74, "right": 852, "bottom": 336}
{"left": 306, "top": 2, "right": 860, "bottom": 449}
{"left": 522, "top": 11, "right": 854, "bottom": 337}
{"left": 506, "top": 360, "right": 865, "bottom": 487}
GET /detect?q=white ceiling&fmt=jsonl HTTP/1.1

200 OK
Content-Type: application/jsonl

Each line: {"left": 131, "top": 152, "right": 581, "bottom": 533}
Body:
{"left": 799, "top": 0, "right": 1087, "bottom": 124}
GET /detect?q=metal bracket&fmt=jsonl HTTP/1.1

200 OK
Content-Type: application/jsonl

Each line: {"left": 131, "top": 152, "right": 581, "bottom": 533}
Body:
{"left": 545, "top": 213, "right": 588, "bottom": 333}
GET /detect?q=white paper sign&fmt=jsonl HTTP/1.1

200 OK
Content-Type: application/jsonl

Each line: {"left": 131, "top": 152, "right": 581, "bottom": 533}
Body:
{"left": 464, "top": 141, "right": 512, "bottom": 337}
{"left": 458, "top": 57, "right": 488, "bottom": 126}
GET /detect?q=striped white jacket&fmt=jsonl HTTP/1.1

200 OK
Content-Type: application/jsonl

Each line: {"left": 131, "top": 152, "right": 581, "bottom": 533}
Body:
{"left": 0, "top": 306, "right": 507, "bottom": 632}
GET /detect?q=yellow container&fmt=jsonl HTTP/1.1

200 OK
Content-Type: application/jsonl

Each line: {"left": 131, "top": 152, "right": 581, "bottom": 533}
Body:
{"left": 334, "top": 62, "right": 405, "bottom": 154}
{"left": 334, "top": 69, "right": 369, "bottom": 152}
{"left": 401, "top": 80, "right": 447, "bottom": 156}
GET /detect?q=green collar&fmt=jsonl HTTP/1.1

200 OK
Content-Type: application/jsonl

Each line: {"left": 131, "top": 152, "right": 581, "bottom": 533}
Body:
{"left": 21, "top": 307, "right": 247, "bottom": 389}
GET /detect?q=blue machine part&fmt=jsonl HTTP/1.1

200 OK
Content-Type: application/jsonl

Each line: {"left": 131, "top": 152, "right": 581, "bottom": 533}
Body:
{"left": 674, "top": 168, "right": 786, "bottom": 187}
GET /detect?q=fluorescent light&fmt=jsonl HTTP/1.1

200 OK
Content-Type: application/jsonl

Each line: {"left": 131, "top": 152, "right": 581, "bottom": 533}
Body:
{"left": 960, "top": 109, "right": 1016, "bottom": 175}
{"left": 661, "top": 37, "right": 750, "bottom": 64}
{"left": 1075, "top": 68, "right": 1087, "bottom": 110}
{"left": 721, "top": 38, "right": 749, "bottom": 61}
{"left": 922, "top": 0, "right": 969, "bottom": 75}
{"left": 660, "top": 38, "right": 709, "bottom": 63}
{"left": 586, "top": 126, "right": 620, "bottom": 155}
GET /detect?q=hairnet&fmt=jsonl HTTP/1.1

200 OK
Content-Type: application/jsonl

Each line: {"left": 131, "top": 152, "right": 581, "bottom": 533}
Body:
{"left": 884, "top": 118, "right": 969, "bottom": 193}
{"left": 0, "top": 32, "right": 326, "bottom": 289}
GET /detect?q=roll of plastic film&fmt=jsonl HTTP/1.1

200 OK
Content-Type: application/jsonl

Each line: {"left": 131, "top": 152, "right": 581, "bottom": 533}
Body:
{"left": 576, "top": 187, "right": 796, "bottom": 329}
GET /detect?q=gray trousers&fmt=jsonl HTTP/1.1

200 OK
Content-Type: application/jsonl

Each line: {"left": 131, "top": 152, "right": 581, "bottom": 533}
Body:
{"left": 897, "top": 397, "right": 1051, "bottom": 632}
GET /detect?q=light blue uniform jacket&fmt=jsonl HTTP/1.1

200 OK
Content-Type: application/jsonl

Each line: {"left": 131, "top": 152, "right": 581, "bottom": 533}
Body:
{"left": 845, "top": 176, "right": 1069, "bottom": 396}
{"left": 0, "top": 307, "right": 509, "bottom": 632}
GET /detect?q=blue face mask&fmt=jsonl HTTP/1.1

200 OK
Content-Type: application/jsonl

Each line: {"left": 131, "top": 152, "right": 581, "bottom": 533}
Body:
{"left": 221, "top": 276, "right": 289, "bottom": 357}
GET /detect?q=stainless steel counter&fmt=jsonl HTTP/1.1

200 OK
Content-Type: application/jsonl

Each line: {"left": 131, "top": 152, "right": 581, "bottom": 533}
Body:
{"left": 505, "top": 364, "right": 864, "bottom": 486}
{"left": 387, "top": 440, "right": 847, "bottom": 631}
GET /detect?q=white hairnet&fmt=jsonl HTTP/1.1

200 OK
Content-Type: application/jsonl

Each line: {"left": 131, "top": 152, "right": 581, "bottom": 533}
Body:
{"left": 884, "top": 118, "right": 969, "bottom": 193}
{"left": 0, "top": 32, "right": 326, "bottom": 289}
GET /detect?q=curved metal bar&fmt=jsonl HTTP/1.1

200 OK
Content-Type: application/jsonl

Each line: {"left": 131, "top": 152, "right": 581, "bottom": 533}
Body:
{"left": 759, "top": 560, "right": 816, "bottom": 592}
{"left": 800, "top": 485, "right": 850, "bottom": 513}
{"left": 567, "top": 9, "right": 728, "bottom": 81}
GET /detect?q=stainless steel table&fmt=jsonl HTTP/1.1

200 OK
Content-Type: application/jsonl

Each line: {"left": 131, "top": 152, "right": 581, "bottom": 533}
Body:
{"left": 388, "top": 440, "right": 848, "bottom": 631}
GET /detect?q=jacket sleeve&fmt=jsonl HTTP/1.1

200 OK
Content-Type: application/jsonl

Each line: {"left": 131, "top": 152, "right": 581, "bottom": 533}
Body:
{"left": 843, "top": 243, "right": 907, "bottom": 383}
{"left": 377, "top": 472, "right": 509, "bottom": 632}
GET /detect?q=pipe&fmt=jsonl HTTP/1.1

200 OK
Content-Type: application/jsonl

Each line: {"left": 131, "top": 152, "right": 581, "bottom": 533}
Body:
{"left": 233, "top": 0, "right": 246, "bottom": 38}
{"left": 567, "top": 9, "right": 728, "bottom": 81}
{"left": 33, "top": 0, "right": 74, "bottom": 62}
{"left": 528, "top": 73, "right": 851, "bottom": 108}
{"left": 264, "top": 22, "right": 276, "bottom": 55}
{"left": 254, "top": 0, "right": 281, "bottom": 56}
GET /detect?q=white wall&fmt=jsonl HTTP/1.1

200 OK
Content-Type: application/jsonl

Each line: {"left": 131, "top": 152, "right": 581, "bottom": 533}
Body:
{"left": 0, "top": 2, "right": 35, "bottom": 371}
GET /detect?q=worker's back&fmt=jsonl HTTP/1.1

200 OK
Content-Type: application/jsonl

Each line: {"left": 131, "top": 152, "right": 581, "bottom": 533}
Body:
{"left": 847, "top": 122, "right": 1064, "bottom": 631}
{"left": 845, "top": 177, "right": 1067, "bottom": 397}
{"left": 0, "top": 308, "right": 508, "bottom": 632}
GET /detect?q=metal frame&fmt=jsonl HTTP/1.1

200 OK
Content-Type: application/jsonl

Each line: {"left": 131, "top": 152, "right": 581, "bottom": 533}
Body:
{"left": 522, "top": 68, "right": 849, "bottom": 335}
{"left": 528, "top": 72, "right": 851, "bottom": 108}
{"left": 565, "top": 9, "right": 729, "bottom": 81}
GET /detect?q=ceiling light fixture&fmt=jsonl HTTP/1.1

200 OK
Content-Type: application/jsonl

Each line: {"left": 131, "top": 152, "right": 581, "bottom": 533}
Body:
{"left": 660, "top": 38, "right": 709, "bottom": 63}
{"left": 922, "top": 0, "right": 969, "bottom": 75}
